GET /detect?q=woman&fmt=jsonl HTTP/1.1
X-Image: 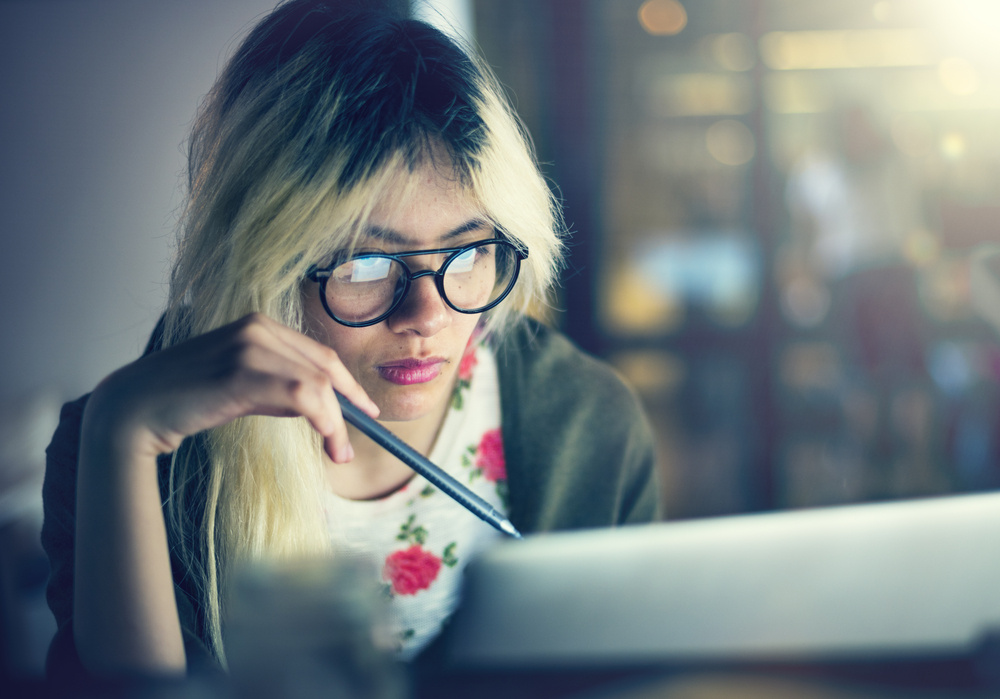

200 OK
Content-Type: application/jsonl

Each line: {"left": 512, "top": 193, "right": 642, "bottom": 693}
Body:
{"left": 42, "top": 0, "right": 660, "bottom": 678}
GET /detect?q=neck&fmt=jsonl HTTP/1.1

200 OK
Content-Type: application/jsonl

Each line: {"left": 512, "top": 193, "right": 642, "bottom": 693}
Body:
{"left": 325, "top": 385, "right": 453, "bottom": 501}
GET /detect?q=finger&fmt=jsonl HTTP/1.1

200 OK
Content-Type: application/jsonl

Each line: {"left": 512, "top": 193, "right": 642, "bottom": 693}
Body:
{"left": 234, "top": 344, "right": 354, "bottom": 463}
{"left": 324, "top": 433, "right": 353, "bottom": 464}
{"left": 218, "top": 314, "right": 367, "bottom": 459}
{"left": 255, "top": 315, "right": 380, "bottom": 418}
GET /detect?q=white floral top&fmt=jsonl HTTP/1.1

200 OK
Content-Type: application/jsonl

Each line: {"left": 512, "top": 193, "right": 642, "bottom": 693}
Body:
{"left": 322, "top": 335, "right": 509, "bottom": 659}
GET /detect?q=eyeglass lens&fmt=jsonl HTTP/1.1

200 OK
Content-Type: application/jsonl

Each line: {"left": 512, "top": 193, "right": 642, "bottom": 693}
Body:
{"left": 324, "top": 242, "right": 517, "bottom": 324}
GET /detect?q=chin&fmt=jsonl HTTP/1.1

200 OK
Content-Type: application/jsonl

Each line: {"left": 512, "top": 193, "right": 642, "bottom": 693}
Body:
{"left": 375, "top": 382, "right": 450, "bottom": 423}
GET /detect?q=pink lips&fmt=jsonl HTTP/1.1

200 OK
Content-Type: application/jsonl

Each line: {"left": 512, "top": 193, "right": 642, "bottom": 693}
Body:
{"left": 377, "top": 358, "right": 445, "bottom": 385}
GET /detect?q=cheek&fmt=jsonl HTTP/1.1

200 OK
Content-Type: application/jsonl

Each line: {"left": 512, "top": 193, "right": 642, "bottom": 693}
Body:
{"left": 316, "top": 330, "right": 368, "bottom": 376}
{"left": 302, "top": 290, "right": 363, "bottom": 363}
{"left": 450, "top": 315, "right": 483, "bottom": 358}
{"left": 458, "top": 314, "right": 481, "bottom": 341}
{"left": 301, "top": 290, "right": 334, "bottom": 344}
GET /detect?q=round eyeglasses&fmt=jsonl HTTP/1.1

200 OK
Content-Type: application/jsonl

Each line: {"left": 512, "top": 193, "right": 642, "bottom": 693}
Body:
{"left": 306, "top": 238, "right": 528, "bottom": 327}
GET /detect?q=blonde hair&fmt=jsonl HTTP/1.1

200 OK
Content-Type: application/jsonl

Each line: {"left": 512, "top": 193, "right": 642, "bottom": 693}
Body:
{"left": 160, "top": 0, "right": 563, "bottom": 664}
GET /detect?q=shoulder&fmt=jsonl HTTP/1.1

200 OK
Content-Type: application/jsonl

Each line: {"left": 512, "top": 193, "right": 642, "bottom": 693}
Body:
{"left": 46, "top": 394, "right": 90, "bottom": 462}
{"left": 43, "top": 394, "right": 91, "bottom": 531}
{"left": 493, "top": 318, "right": 638, "bottom": 418}
{"left": 490, "top": 318, "right": 660, "bottom": 531}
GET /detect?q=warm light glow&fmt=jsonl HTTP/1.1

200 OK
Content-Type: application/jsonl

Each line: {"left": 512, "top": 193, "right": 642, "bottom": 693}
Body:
{"left": 710, "top": 33, "right": 756, "bottom": 72}
{"left": 924, "top": 0, "right": 1000, "bottom": 52}
{"left": 639, "top": 0, "right": 687, "bottom": 36}
{"left": 938, "top": 57, "right": 980, "bottom": 96}
{"left": 759, "top": 30, "right": 935, "bottom": 70}
{"left": 610, "top": 350, "right": 685, "bottom": 395}
{"left": 889, "top": 69, "right": 1000, "bottom": 112}
{"left": 706, "top": 120, "right": 755, "bottom": 166}
{"left": 781, "top": 278, "right": 831, "bottom": 328}
{"left": 649, "top": 73, "right": 752, "bottom": 116}
{"left": 764, "top": 72, "right": 831, "bottom": 114}
{"left": 872, "top": 1, "right": 891, "bottom": 22}
{"left": 940, "top": 131, "right": 966, "bottom": 159}
{"left": 601, "top": 263, "right": 684, "bottom": 335}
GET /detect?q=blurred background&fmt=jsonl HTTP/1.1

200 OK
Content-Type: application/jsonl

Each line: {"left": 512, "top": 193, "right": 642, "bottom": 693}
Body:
{"left": 477, "top": 0, "right": 1000, "bottom": 520}
{"left": 3, "top": 0, "right": 1000, "bottom": 680}
{"left": 471, "top": 0, "right": 1000, "bottom": 519}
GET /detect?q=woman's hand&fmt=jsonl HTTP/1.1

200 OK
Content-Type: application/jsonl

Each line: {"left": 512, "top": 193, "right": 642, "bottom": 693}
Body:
{"left": 73, "top": 312, "right": 377, "bottom": 676}
{"left": 94, "top": 312, "right": 379, "bottom": 463}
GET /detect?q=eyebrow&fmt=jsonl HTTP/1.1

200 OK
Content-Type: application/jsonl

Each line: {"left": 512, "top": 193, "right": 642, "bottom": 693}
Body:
{"left": 361, "top": 218, "right": 492, "bottom": 247}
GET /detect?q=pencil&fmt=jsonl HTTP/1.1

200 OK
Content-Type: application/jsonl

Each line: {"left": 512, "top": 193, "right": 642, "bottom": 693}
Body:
{"left": 335, "top": 392, "right": 523, "bottom": 539}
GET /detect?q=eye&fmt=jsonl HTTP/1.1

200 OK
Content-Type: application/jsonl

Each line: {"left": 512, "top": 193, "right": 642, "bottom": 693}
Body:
{"left": 448, "top": 247, "right": 479, "bottom": 274}
{"left": 351, "top": 256, "right": 393, "bottom": 282}
{"left": 330, "top": 256, "right": 393, "bottom": 283}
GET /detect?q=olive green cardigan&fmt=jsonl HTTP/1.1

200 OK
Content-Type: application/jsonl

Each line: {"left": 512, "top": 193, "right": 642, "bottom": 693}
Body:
{"left": 41, "top": 318, "right": 660, "bottom": 677}
{"left": 494, "top": 319, "right": 660, "bottom": 530}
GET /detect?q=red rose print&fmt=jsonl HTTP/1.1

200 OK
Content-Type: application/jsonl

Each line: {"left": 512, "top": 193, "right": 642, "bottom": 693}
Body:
{"left": 458, "top": 344, "right": 478, "bottom": 381}
{"left": 475, "top": 428, "right": 506, "bottom": 482}
{"left": 383, "top": 545, "right": 442, "bottom": 595}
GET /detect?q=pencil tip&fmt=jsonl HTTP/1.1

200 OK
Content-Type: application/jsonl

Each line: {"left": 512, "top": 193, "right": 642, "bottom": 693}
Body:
{"left": 501, "top": 520, "right": 522, "bottom": 539}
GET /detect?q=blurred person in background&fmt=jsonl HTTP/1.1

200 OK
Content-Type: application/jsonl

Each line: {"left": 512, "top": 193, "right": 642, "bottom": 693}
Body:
{"left": 784, "top": 105, "right": 936, "bottom": 498}
{"left": 785, "top": 105, "right": 925, "bottom": 284}
{"left": 40, "top": 0, "right": 659, "bottom": 680}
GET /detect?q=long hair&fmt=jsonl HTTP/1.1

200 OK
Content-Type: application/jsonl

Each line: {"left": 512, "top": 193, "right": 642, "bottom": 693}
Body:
{"left": 162, "top": 0, "right": 563, "bottom": 664}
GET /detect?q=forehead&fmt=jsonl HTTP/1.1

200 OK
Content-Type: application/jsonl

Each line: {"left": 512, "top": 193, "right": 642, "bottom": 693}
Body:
{"left": 360, "top": 164, "right": 489, "bottom": 247}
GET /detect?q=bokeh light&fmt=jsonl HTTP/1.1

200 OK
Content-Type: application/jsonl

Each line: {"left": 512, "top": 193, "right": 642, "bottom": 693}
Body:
{"left": 610, "top": 350, "right": 686, "bottom": 397}
{"left": 638, "top": 0, "right": 687, "bottom": 36}
{"left": 938, "top": 57, "right": 980, "bottom": 96}
{"left": 781, "top": 277, "right": 831, "bottom": 328}
{"left": 760, "top": 30, "right": 935, "bottom": 71}
{"left": 940, "top": 131, "right": 966, "bottom": 159}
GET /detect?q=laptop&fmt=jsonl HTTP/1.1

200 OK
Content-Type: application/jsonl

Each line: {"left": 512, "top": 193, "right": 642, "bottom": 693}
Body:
{"left": 444, "top": 491, "right": 1000, "bottom": 667}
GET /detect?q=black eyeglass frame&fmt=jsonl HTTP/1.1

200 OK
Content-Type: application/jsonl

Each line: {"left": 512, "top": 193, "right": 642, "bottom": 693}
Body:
{"left": 306, "top": 237, "right": 529, "bottom": 328}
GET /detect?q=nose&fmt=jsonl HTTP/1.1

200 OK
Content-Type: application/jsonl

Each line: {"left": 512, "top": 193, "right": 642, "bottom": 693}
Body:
{"left": 386, "top": 272, "right": 450, "bottom": 337}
